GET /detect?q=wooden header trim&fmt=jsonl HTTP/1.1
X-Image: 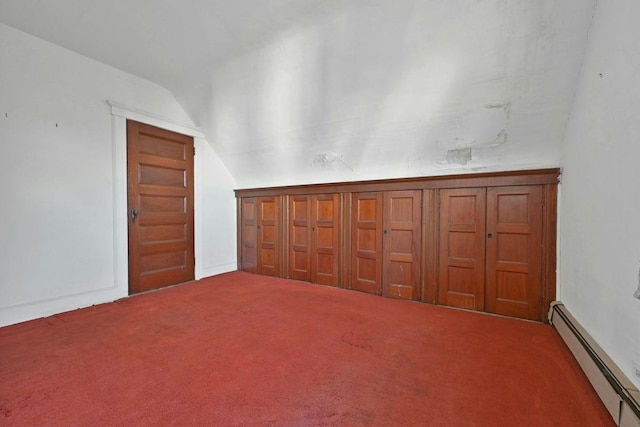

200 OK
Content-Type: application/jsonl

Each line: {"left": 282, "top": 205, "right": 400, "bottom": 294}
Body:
{"left": 235, "top": 168, "right": 561, "bottom": 198}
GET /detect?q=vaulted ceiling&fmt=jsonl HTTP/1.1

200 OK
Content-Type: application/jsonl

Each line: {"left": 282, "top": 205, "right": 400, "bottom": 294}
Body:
{"left": 0, "top": 1, "right": 597, "bottom": 187}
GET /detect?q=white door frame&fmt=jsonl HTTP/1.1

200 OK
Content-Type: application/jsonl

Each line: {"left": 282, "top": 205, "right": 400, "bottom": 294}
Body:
{"left": 108, "top": 101, "right": 205, "bottom": 297}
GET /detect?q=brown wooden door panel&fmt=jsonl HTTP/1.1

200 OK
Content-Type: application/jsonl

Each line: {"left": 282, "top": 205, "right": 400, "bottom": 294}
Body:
{"left": 311, "top": 194, "right": 340, "bottom": 286}
{"left": 486, "top": 186, "right": 543, "bottom": 320}
{"left": 351, "top": 192, "right": 383, "bottom": 294}
{"left": 235, "top": 172, "right": 556, "bottom": 322}
{"left": 289, "top": 195, "right": 311, "bottom": 281}
{"left": 240, "top": 198, "right": 258, "bottom": 273}
{"left": 258, "top": 197, "right": 280, "bottom": 277}
{"left": 137, "top": 185, "right": 188, "bottom": 198}
{"left": 438, "top": 188, "right": 486, "bottom": 310}
{"left": 127, "top": 120, "right": 194, "bottom": 295}
{"left": 383, "top": 190, "right": 422, "bottom": 300}
{"left": 422, "top": 189, "right": 438, "bottom": 304}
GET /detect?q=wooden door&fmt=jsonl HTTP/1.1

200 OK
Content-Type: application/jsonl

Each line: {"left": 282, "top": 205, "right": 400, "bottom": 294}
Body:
{"left": 127, "top": 120, "right": 194, "bottom": 294}
{"left": 240, "top": 198, "right": 258, "bottom": 273}
{"left": 289, "top": 195, "right": 311, "bottom": 281}
{"left": 383, "top": 191, "right": 422, "bottom": 300}
{"left": 439, "top": 188, "right": 486, "bottom": 310}
{"left": 486, "top": 186, "right": 543, "bottom": 320}
{"left": 351, "top": 192, "right": 383, "bottom": 294}
{"left": 257, "top": 197, "right": 280, "bottom": 276}
{"left": 311, "top": 194, "right": 340, "bottom": 286}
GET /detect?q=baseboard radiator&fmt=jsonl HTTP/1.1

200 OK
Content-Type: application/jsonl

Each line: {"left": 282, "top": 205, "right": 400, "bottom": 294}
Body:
{"left": 549, "top": 302, "right": 640, "bottom": 426}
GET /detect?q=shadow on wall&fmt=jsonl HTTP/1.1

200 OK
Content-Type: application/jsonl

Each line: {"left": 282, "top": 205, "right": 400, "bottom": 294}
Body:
{"left": 199, "top": 1, "right": 570, "bottom": 188}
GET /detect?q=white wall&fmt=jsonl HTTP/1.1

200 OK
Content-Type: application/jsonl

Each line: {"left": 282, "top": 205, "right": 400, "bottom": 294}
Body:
{"left": 192, "top": 0, "right": 596, "bottom": 189}
{"left": 560, "top": 0, "right": 640, "bottom": 388}
{"left": 194, "top": 137, "right": 238, "bottom": 279}
{"left": 0, "top": 23, "right": 237, "bottom": 327}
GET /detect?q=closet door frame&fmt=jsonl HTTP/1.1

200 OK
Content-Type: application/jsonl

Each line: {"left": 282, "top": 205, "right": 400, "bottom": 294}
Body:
{"left": 236, "top": 168, "right": 559, "bottom": 323}
{"left": 350, "top": 192, "right": 384, "bottom": 295}
{"left": 311, "top": 193, "right": 341, "bottom": 286}
{"left": 288, "top": 195, "right": 311, "bottom": 281}
{"left": 438, "top": 187, "right": 487, "bottom": 311}
{"left": 382, "top": 190, "right": 422, "bottom": 301}
{"left": 485, "top": 185, "right": 543, "bottom": 321}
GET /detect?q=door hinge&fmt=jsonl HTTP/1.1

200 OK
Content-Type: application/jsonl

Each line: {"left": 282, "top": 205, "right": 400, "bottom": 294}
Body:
{"left": 193, "top": 146, "right": 196, "bottom": 156}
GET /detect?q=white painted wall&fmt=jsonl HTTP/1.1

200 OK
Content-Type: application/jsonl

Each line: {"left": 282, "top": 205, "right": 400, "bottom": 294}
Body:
{"left": 0, "top": 23, "right": 237, "bottom": 327}
{"left": 194, "top": 0, "right": 596, "bottom": 188}
{"left": 194, "top": 137, "right": 238, "bottom": 279}
{"left": 560, "top": 0, "right": 640, "bottom": 388}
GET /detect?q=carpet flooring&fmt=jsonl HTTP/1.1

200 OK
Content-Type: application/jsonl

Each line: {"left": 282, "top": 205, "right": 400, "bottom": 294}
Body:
{"left": 0, "top": 271, "right": 613, "bottom": 426}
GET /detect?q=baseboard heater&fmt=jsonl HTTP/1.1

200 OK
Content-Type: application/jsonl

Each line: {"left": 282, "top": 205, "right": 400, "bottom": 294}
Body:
{"left": 549, "top": 302, "right": 640, "bottom": 426}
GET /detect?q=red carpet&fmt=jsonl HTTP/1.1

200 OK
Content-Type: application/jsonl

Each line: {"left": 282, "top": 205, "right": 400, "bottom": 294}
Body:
{"left": 0, "top": 272, "right": 613, "bottom": 426}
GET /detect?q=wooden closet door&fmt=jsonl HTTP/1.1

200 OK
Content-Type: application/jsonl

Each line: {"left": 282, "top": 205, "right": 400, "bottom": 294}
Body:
{"left": 351, "top": 192, "right": 383, "bottom": 294}
{"left": 383, "top": 190, "right": 422, "bottom": 300}
{"left": 486, "top": 186, "right": 543, "bottom": 321}
{"left": 439, "top": 188, "right": 486, "bottom": 311}
{"left": 289, "top": 195, "right": 311, "bottom": 281}
{"left": 257, "top": 196, "right": 280, "bottom": 277}
{"left": 311, "top": 194, "right": 340, "bottom": 286}
{"left": 240, "top": 198, "right": 258, "bottom": 273}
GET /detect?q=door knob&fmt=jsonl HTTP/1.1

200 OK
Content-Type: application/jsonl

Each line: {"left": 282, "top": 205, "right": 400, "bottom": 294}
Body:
{"left": 131, "top": 208, "right": 139, "bottom": 223}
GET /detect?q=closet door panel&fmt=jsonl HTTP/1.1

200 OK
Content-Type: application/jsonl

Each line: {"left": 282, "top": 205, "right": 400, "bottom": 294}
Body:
{"left": 311, "top": 194, "right": 340, "bottom": 286}
{"left": 438, "top": 188, "right": 486, "bottom": 310}
{"left": 351, "top": 192, "right": 383, "bottom": 294}
{"left": 289, "top": 195, "right": 311, "bottom": 281}
{"left": 486, "top": 186, "right": 543, "bottom": 320}
{"left": 240, "top": 198, "right": 258, "bottom": 273}
{"left": 383, "top": 190, "right": 422, "bottom": 300}
{"left": 257, "top": 196, "right": 280, "bottom": 277}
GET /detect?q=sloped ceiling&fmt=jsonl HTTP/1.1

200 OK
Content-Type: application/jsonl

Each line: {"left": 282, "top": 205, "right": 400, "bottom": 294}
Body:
{"left": 0, "top": 0, "right": 597, "bottom": 187}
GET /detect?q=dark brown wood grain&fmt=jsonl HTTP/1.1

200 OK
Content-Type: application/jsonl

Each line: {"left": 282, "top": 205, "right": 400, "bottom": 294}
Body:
{"left": 287, "top": 194, "right": 341, "bottom": 285}
{"left": 257, "top": 197, "right": 280, "bottom": 277}
{"left": 485, "top": 186, "right": 543, "bottom": 320}
{"left": 438, "top": 188, "right": 486, "bottom": 311}
{"left": 422, "top": 189, "right": 438, "bottom": 304}
{"left": 542, "top": 183, "right": 558, "bottom": 323}
{"left": 288, "top": 195, "right": 311, "bottom": 281}
{"left": 127, "top": 120, "right": 194, "bottom": 294}
{"left": 351, "top": 192, "right": 383, "bottom": 295}
{"left": 235, "top": 169, "right": 559, "bottom": 322}
{"left": 240, "top": 197, "right": 258, "bottom": 273}
{"left": 341, "top": 193, "right": 352, "bottom": 290}
{"left": 311, "top": 194, "right": 341, "bottom": 286}
{"left": 382, "top": 191, "right": 422, "bottom": 300}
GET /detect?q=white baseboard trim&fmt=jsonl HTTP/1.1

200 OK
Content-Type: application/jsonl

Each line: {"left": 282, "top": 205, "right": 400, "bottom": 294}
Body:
{"left": 0, "top": 265, "right": 238, "bottom": 328}
{"left": 197, "top": 262, "right": 237, "bottom": 280}
{"left": 0, "top": 287, "right": 121, "bottom": 328}
{"left": 549, "top": 302, "right": 640, "bottom": 427}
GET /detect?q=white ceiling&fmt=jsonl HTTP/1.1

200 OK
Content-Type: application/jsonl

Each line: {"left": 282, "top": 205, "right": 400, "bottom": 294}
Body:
{"left": 0, "top": 1, "right": 598, "bottom": 187}
{"left": 0, "top": 0, "right": 324, "bottom": 96}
